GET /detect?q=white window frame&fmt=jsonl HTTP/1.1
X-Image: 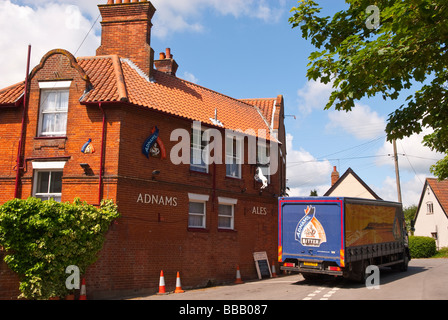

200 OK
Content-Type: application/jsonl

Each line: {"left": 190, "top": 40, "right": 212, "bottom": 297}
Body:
{"left": 32, "top": 161, "right": 66, "bottom": 202}
{"left": 38, "top": 81, "right": 71, "bottom": 137}
{"left": 188, "top": 193, "right": 209, "bottom": 229}
{"left": 225, "top": 135, "right": 243, "bottom": 179}
{"left": 218, "top": 197, "right": 237, "bottom": 230}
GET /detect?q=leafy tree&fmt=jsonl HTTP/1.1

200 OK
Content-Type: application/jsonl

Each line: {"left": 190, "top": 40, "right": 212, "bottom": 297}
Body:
{"left": 0, "top": 198, "right": 120, "bottom": 300}
{"left": 290, "top": 0, "right": 448, "bottom": 179}
{"left": 403, "top": 204, "right": 417, "bottom": 234}
{"left": 310, "top": 189, "right": 318, "bottom": 196}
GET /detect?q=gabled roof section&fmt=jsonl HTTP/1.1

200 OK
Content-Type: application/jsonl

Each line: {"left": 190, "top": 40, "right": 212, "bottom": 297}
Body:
{"left": 324, "top": 167, "right": 382, "bottom": 200}
{"left": 78, "top": 55, "right": 127, "bottom": 103}
{"left": 427, "top": 179, "right": 448, "bottom": 215}
{"left": 416, "top": 178, "right": 448, "bottom": 221}
{"left": 0, "top": 81, "right": 25, "bottom": 107}
{"left": 240, "top": 95, "right": 283, "bottom": 131}
{"left": 0, "top": 52, "right": 279, "bottom": 142}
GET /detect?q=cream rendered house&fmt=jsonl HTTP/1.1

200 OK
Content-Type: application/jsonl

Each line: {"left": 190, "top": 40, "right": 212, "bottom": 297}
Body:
{"left": 324, "top": 167, "right": 382, "bottom": 200}
{"left": 414, "top": 178, "right": 448, "bottom": 249}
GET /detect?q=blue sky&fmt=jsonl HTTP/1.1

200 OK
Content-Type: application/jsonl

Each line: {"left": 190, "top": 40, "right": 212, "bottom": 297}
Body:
{"left": 0, "top": 0, "right": 444, "bottom": 207}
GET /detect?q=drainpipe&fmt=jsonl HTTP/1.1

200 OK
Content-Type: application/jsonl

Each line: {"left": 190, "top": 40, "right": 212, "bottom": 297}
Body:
{"left": 98, "top": 102, "right": 106, "bottom": 205}
{"left": 14, "top": 45, "right": 32, "bottom": 199}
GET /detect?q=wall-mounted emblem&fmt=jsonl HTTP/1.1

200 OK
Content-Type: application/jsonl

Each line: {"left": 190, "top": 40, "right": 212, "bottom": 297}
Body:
{"left": 295, "top": 206, "right": 327, "bottom": 248}
{"left": 142, "top": 126, "right": 167, "bottom": 159}
{"left": 81, "top": 139, "right": 95, "bottom": 154}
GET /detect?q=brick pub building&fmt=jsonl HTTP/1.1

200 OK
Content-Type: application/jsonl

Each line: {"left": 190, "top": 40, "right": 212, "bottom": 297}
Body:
{"left": 0, "top": 0, "right": 286, "bottom": 299}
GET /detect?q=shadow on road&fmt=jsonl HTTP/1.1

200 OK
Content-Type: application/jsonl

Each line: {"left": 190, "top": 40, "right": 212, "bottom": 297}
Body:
{"left": 289, "top": 265, "right": 429, "bottom": 289}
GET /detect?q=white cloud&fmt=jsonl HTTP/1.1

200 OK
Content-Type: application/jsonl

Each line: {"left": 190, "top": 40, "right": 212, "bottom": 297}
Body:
{"left": 297, "top": 79, "right": 334, "bottom": 116}
{"left": 150, "top": 0, "right": 286, "bottom": 38}
{"left": 0, "top": 1, "right": 100, "bottom": 88}
{"left": 0, "top": 0, "right": 287, "bottom": 88}
{"left": 286, "top": 133, "right": 332, "bottom": 196}
{"left": 376, "top": 175, "right": 426, "bottom": 208}
{"left": 375, "top": 127, "right": 445, "bottom": 175}
{"left": 182, "top": 72, "right": 199, "bottom": 84}
{"left": 326, "top": 103, "right": 386, "bottom": 140}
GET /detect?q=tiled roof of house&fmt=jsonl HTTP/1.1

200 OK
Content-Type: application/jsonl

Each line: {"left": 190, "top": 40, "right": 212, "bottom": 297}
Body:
{"left": 78, "top": 55, "right": 280, "bottom": 141}
{"left": 0, "top": 81, "right": 25, "bottom": 106}
{"left": 0, "top": 53, "right": 280, "bottom": 141}
{"left": 240, "top": 97, "right": 282, "bottom": 131}
{"left": 427, "top": 178, "right": 448, "bottom": 215}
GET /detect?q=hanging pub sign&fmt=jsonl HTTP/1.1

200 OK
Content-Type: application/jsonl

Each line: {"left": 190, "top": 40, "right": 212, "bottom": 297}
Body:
{"left": 142, "top": 126, "right": 167, "bottom": 160}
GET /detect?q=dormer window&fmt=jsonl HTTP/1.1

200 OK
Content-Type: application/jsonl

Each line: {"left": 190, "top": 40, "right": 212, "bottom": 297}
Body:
{"left": 38, "top": 81, "right": 71, "bottom": 137}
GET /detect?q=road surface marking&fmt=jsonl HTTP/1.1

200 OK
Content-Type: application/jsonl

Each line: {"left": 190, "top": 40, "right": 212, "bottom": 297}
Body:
{"left": 304, "top": 287, "right": 340, "bottom": 300}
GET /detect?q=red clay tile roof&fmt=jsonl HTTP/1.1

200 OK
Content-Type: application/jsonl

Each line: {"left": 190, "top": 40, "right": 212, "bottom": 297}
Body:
{"left": 0, "top": 81, "right": 25, "bottom": 106}
{"left": 0, "top": 54, "right": 279, "bottom": 141}
{"left": 240, "top": 98, "right": 275, "bottom": 125}
{"left": 427, "top": 178, "right": 448, "bottom": 217}
{"left": 79, "top": 56, "right": 277, "bottom": 141}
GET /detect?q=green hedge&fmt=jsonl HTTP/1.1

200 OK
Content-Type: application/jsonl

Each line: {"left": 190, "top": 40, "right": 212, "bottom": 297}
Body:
{"left": 0, "top": 198, "right": 120, "bottom": 300}
{"left": 409, "top": 236, "right": 437, "bottom": 258}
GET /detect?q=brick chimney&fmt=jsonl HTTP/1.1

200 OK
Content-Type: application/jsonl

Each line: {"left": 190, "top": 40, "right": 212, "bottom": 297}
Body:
{"left": 154, "top": 48, "right": 179, "bottom": 76}
{"left": 331, "top": 166, "right": 340, "bottom": 186}
{"left": 96, "top": 0, "right": 156, "bottom": 77}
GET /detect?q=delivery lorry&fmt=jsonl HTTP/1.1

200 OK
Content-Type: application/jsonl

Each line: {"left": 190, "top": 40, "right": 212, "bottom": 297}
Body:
{"left": 278, "top": 197, "right": 410, "bottom": 282}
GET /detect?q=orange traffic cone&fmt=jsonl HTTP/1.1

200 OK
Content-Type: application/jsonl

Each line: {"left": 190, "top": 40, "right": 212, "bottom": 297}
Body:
{"left": 271, "top": 261, "right": 278, "bottom": 278}
{"left": 79, "top": 278, "right": 87, "bottom": 300}
{"left": 157, "top": 270, "right": 167, "bottom": 295}
{"left": 174, "top": 272, "right": 185, "bottom": 293}
{"left": 235, "top": 265, "right": 244, "bottom": 284}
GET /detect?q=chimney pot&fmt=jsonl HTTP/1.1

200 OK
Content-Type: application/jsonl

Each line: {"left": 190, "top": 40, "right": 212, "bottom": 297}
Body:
{"left": 154, "top": 48, "right": 178, "bottom": 76}
{"left": 331, "top": 166, "right": 340, "bottom": 186}
{"left": 166, "top": 48, "right": 172, "bottom": 59}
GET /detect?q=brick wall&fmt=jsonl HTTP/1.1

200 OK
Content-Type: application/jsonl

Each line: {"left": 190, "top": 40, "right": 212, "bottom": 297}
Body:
{"left": 83, "top": 106, "right": 280, "bottom": 299}
{"left": 0, "top": 51, "right": 283, "bottom": 299}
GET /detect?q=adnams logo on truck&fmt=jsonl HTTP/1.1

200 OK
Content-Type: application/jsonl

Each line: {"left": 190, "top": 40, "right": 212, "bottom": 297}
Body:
{"left": 295, "top": 206, "right": 327, "bottom": 248}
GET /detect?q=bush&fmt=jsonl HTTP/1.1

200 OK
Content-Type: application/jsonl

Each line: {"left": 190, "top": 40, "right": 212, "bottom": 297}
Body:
{"left": 0, "top": 198, "right": 120, "bottom": 300}
{"left": 409, "top": 236, "right": 437, "bottom": 258}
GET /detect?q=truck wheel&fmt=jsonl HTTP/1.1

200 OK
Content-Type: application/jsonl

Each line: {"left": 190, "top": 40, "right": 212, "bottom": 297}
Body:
{"left": 400, "top": 255, "right": 409, "bottom": 272}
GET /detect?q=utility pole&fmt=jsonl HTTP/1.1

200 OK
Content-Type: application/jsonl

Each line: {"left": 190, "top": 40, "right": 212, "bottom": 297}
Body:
{"left": 393, "top": 139, "right": 403, "bottom": 203}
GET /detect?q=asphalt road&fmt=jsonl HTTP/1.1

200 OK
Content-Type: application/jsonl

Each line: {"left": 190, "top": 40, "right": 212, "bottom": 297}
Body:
{"left": 134, "top": 258, "right": 448, "bottom": 300}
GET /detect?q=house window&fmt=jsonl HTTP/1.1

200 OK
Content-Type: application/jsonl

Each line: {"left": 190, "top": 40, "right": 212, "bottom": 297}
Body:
{"left": 38, "top": 81, "right": 71, "bottom": 137}
{"left": 190, "top": 128, "right": 208, "bottom": 173}
{"left": 33, "top": 171, "right": 63, "bottom": 202}
{"left": 218, "top": 197, "right": 237, "bottom": 230}
{"left": 188, "top": 202, "right": 206, "bottom": 228}
{"left": 32, "top": 161, "right": 66, "bottom": 202}
{"left": 188, "top": 193, "right": 209, "bottom": 229}
{"left": 427, "top": 202, "right": 434, "bottom": 215}
{"left": 226, "top": 136, "right": 242, "bottom": 179}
